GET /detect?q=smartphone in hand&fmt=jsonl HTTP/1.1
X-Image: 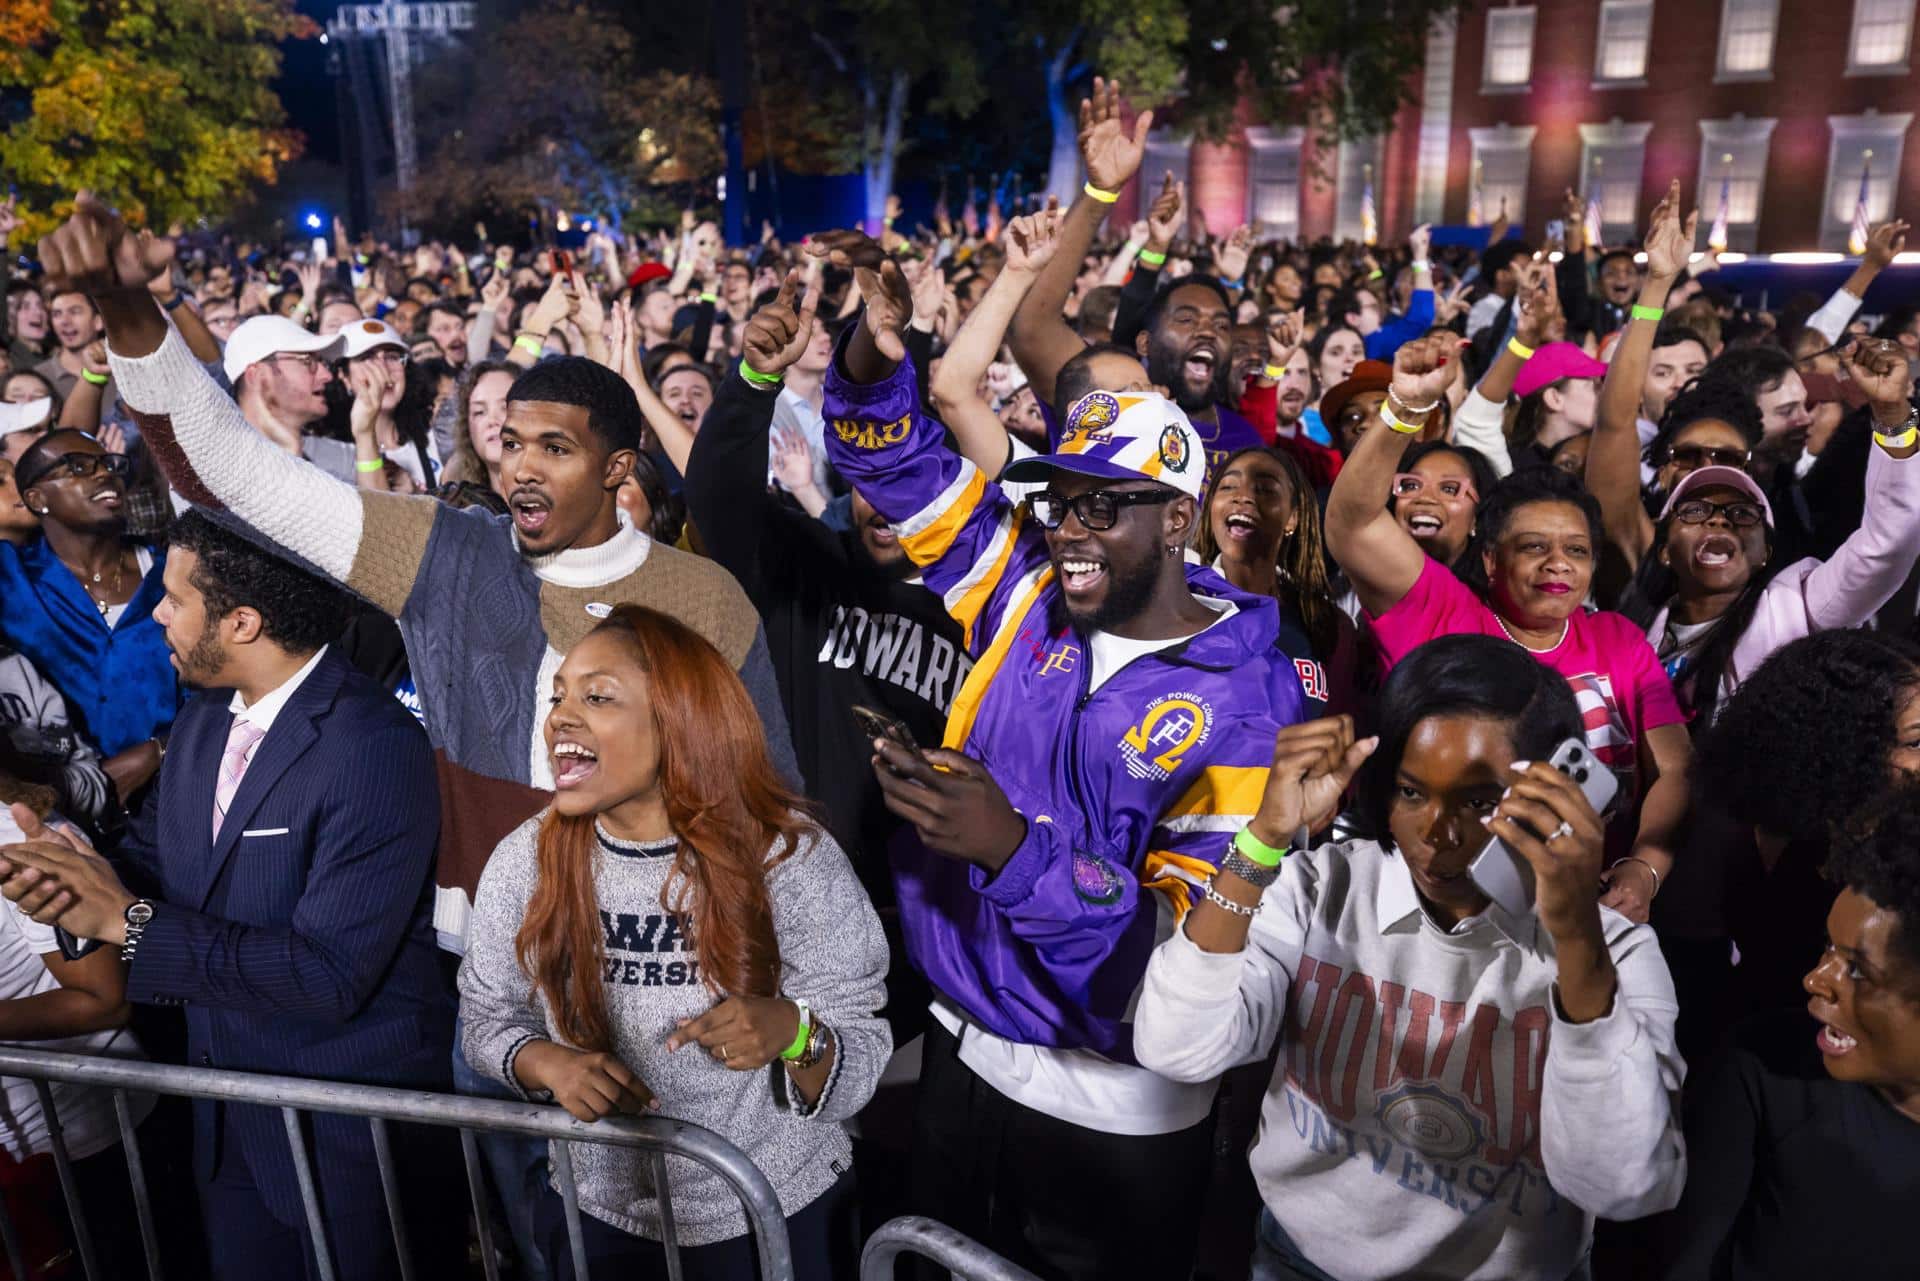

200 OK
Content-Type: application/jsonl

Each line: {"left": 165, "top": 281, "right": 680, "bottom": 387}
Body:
{"left": 1468, "top": 738, "right": 1617, "bottom": 916}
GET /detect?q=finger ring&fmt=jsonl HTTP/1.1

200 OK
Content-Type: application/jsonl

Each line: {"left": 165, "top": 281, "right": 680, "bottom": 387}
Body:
{"left": 718, "top": 1044, "right": 729, "bottom": 1061}
{"left": 1550, "top": 821, "right": 1573, "bottom": 841}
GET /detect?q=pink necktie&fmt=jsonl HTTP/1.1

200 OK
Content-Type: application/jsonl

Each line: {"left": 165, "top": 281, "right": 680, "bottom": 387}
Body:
{"left": 211, "top": 719, "right": 267, "bottom": 840}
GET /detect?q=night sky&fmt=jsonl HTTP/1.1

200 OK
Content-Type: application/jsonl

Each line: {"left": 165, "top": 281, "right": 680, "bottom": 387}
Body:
{"left": 278, "top": 0, "right": 345, "bottom": 167}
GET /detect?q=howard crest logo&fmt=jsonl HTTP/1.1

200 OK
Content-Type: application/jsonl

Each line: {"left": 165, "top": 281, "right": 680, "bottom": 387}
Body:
{"left": 1063, "top": 391, "right": 1121, "bottom": 442}
{"left": 1119, "top": 692, "right": 1212, "bottom": 781}
{"left": 1158, "top": 424, "right": 1190, "bottom": 474}
{"left": 832, "top": 414, "right": 911, "bottom": 450}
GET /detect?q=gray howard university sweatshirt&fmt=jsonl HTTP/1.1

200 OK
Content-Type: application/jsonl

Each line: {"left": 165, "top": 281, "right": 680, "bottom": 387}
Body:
{"left": 457, "top": 815, "right": 890, "bottom": 1245}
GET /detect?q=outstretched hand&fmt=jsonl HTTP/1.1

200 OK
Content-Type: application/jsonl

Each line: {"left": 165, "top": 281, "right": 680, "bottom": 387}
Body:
{"left": 808, "top": 230, "right": 910, "bottom": 363}
{"left": 741, "top": 270, "right": 820, "bottom": 379}
{"left": 1078, "top": 76, "right": 1153, "bottom": 195}
{"left": 1642, "top": 180, "right": 1699, "bottom": 281}
{"left": 1003, "top": 206, "right": 1065, "bottom": 276}
{"left": 1146, "top": 172, "right": 1183, "bottom": 250}
{"left": 1865, "top": 219, "right": 1912, "bottom": 271}
{"left": 38, "top": 191, "right": 176, "bottom": 299}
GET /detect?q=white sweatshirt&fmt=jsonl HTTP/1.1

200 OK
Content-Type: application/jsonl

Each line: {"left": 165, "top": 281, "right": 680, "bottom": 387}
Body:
{"left": 1134, "top": 841, "right": 1685, "bottom": 1281}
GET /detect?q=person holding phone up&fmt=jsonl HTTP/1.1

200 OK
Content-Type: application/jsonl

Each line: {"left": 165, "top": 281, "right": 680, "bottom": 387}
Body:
{"left": 1135, "top": 634, "right": 1686, "bottom": 1281}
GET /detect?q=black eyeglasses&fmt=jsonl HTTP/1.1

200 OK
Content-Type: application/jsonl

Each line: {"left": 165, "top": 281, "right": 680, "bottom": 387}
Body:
{"left": 1671, "top": 498, "right": 1766, "bottom": 528}
{"left": 14, "top": 451, "right": 132, "bottom": 493}
{"left": 1664, "top": 444, "right": 1751, "bottom": 471}
{"left": 1028, "top": 488, "right": 1176, "bottom": 531}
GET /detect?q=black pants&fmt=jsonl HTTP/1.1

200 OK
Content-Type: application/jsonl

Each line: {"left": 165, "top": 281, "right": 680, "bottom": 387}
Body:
{"left": 909, "top": 1021, "right": 1215, "bottom": 1281}
{"left": 534, "top": 1169, "right": 856, "bottom": 1281}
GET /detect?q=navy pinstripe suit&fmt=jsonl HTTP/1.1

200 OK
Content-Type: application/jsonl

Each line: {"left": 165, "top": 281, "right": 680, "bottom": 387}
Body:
{"left": 116, "top": 648, "right": 456, "bottom": 1278}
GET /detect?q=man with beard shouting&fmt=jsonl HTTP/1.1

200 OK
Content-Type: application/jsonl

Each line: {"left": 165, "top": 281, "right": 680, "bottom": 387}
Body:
{"left": 815, "top": 222, "right": 1308, "bottom": 1281}
{"left": 1009, "top": 77, "right": 1264, "bottom": 485}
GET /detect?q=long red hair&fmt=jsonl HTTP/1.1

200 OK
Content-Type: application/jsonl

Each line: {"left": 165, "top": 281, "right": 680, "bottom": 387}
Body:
{"left": 515, "top": 605, "right": 814, "bottom": 1052}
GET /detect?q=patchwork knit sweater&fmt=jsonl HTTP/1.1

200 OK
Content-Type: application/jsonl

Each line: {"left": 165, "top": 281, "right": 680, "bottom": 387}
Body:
{"left": 110, "top": 328, "right": 800, "bottom": 950}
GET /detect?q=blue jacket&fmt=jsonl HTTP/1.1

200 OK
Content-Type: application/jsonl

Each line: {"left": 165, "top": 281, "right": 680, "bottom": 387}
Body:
{"left": 825, "top": 353, "right": 1306, "bottom": 1061}
{"left": 0, "top": 539, "right": 180, "bottom": 756}
{"left": 1364, "top": 289, "right": 1436, "bottom": 361}
{"left": 117, "top": 649, "right": 451, "bottom": 1217}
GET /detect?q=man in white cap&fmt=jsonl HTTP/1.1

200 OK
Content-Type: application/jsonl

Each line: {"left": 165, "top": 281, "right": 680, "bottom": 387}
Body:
{"left": 223, "top": 315, "right": 353, "bottom": 482}
{"left": 818, "top": 232, "right": 1311, "bottom": 1281}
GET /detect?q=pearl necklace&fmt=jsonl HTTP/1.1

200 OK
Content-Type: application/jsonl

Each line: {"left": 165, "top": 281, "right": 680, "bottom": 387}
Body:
{"left": 1494, "top": 611, "right": 1569, "bottom": 653}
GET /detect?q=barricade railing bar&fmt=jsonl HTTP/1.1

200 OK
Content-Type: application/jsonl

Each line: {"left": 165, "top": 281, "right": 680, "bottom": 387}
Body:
{"left": 860, "top": 1215, "right": 1042, "bottom": 1281}
{"left": 0, "top": 1045, "right": 794, "bottom": 1281}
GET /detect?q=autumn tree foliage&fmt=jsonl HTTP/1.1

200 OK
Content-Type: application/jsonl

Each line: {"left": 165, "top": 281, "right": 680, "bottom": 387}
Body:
{"left": 0, "top": 0, "right": 312, "bottom": 244}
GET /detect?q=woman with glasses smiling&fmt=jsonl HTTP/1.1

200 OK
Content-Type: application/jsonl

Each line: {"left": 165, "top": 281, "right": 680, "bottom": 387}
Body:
{"left": 1624, "top": 337, "right": 1920, "bottom": 732}
{"left": 0, "top": 428, "right": 178, "bottom": 807}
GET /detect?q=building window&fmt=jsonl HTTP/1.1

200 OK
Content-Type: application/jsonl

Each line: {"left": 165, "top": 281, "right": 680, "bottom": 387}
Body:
{"left": 1849, "top": 0, "right": 1914, "bottom": 71}
{"left": 1244, "top": 128, "right": 1304, "bottom": 239}
{"left": 1821, "top": 111, "right": 1913, "bottom": 250}
{"left": 1483, "top": 7, "right": 1536, "bottom": 89}
{"left": 1595, "top": 1, "right": 1654, "bottom": 83}
{"left": 1335, "top": 137, "right": 1385, "bottom": 244}
{"left": 1697, "top": 116, "right": 1777, "bottom": 251}
{"left": 1577, "top": 121, "right": 1651, "bottom": 245}
{"left": 1717, "top": 0, "right": 1777, "bottom": 78}
{"left": 1468, "top": 125, "right": 1536, "bottom": 227}
{"left": 1141, "top": 131, "right": 1191, "bottom": 197}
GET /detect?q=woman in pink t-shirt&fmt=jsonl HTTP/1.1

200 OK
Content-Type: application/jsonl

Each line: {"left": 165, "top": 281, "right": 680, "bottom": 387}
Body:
{"left": 1325, "top": 334, "right": 1691, "bottom": 923}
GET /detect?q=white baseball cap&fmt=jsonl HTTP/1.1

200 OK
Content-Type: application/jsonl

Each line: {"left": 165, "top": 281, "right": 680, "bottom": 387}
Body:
{"left": 222, "top": 315, "right": 345, "bottom": 383}
{"left": 0, "top": 398, "right": 53, "bottom": 439}
{"left": 1002, "top": 390, "right": 1208, "bottom": 501}
{"left": 335, "top": 317, "right": 409, "bottom": 361}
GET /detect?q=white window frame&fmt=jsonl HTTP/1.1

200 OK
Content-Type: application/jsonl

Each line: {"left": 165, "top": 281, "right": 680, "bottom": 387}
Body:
{"left": 1715, "top": 0, "right": 1778, "bottom": 81}
{"left": 1696, "top": 116, "right": 1778, "bottom": 252}
{"left": 1578, "top": 120, "right": 1653, "bottom": 245}
{"left": 1847, "top": 0, "right": 1914, "bottom": 74}
{"left": 1335, "top": 136, "right": 1385, "bottom": 244}
{"left": 1594, "top": 0, "right": 1655, "bottom": 85}
{"left": 1482, "top": 6, "right": 1536, "bottom": 92}
{"left": 1244, "top": 127, "right": 1305, "bottom": 239}
{"left": 1821, "top": 111, "right": 1913, "bottom": 250}
{"left": 1141, "top": 130, "right": 1192, "bottom": 200}
{"left": 1468, "top": 124, "right": 1537, "bottom": 230}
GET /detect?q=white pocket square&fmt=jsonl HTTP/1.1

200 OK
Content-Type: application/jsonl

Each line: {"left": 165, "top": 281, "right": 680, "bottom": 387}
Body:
{"left": 240, "top": 828, "right": 290, "bottom": 838}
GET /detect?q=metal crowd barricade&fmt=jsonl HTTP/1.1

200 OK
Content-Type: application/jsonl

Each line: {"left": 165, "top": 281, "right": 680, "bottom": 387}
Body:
{"left": 0, "top": 1046, "right": 794, "bottom": 1281}
{"left": 860, "top": 1215, "right": 1042, "bottom": 1281}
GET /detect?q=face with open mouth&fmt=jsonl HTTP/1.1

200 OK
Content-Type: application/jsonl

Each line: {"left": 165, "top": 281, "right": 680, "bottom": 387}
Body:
{"left": 1663, "top": 484, "right": 1769, "bottom": 598}
{"left": 1388, "top": 715, "right": 1518, "bottom": 927}
{"left": 1803, "top": 887, "right": 1920, "bottom": 1105}
{"left": 852, "top": 490, "right": 909, "bottom": 576}
{"left": 18, "top": 432, "right": 128, "bottom": 537}
{"left": 1143, "top": 283, "right": 1232, "bottom": 413}
{"left": 1041, "top": 471, "right": 1182, "bottom": 636}
{"left": 1393, "top": 452, "right": 1479, "bottom": 565}
{"left": 546, "top": 629, "right": 664, "bottom": 823}
{"left": 1485, "top": 500, "right": 1595, "bottom": 627}
{"left": 1207, "top": 451, "right": 1295, "bottom": 564}
{"left": 498, "top": 399, "right": 631, "bottom": 557}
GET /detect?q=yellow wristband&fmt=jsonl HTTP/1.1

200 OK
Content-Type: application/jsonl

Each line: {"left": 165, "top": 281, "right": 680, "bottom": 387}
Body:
{"left": 1083, "top": 181, "right": 1120, "bottom": 205}
{"left": 513, "top": 334, "right": 545, "bottom": 355}
{"left": 1262, "top": 363, "right": 1286, "bottom": 380}
{"left": 1137, "top": 248, "right": 1167, "bottom": 267}
{"left": 1380, "top": 404, "right": 1423, "bottom": 435}
{"left": 355, "top": 459, "right": 385, "bottom": 473}
{"left": 1874, "top": 426, "right": 1919, "bottom": 450}
{"left": 1506, "top": 337, "right": 1535, "bottom": 361}
{"left": 81, "top": 370, "right": 110, "bottom": 387}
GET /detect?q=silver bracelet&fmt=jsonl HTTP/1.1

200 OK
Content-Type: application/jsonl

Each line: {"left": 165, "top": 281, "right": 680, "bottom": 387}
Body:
{"left": 1611, "top": 857, "right": 1662, "bottom": 898}
{"left": 1220, "top": 845, "right": 1283, "bottom": 889}
{"left": 1201, "top": 877, "right": 1259, "bottom": 917}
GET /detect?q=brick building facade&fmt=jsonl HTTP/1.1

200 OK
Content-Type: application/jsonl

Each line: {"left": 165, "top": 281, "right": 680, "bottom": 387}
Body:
{"left": 1130, "top": 1, "right": 1919, "bottom": 253}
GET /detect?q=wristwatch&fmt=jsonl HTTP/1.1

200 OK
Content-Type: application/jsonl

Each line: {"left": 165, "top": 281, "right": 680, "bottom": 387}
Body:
{"left": 120, "top": 899, "right": 155, "bottom": 963}
{"left": 791, "top": 1020, "right": 833, "bottom": 1070}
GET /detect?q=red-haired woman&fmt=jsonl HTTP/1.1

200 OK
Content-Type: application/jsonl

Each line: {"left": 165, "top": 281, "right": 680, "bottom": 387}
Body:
{"left": 459, "top": 604, "right": 889, "bottom": 1281}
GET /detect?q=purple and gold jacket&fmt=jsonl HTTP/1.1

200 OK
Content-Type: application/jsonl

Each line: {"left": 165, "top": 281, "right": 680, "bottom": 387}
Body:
{"left": 825, "top": 353, "right": 1306, "bottom": 1061}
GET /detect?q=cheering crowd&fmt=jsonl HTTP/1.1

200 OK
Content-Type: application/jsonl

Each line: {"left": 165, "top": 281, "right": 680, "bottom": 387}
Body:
{"left": 0, "top": 71, "right": 1918, "bottom": 1281}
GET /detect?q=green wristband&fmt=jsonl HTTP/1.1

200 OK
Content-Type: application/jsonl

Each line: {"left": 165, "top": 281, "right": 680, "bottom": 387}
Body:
{"left": 780, "top": 998, "right": 813, "bottom": 1061}
{"left": 1233, "top": 825, "right": 1290, "bottom": 869}
{"left": 1631, "top": 304, "right": 1665, "bottom": 322}
{"left": 739, "top": 359, "right": 784, "bottom": 389}
{"left": 1137, "top": 249, "right": 1167, "bottom": 267}
{"left": 81, "top": 369, "right": 110, "bottom": 387}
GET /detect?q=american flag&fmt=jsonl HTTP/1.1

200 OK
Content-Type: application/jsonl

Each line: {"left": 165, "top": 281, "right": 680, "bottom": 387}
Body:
{"left": 1360, "top": 167, "right": 1378, "bottom": 246}
{"left": 1848, "top": 159, "right": 1873, "bottom": 256}
{"left": 1468, "top": 181, "right": 1484, "bottom": 228}
{"left": 1585, "top": 189, "right": 1605, "bottom": 248}
{"left": 1707, "top": 170, "right": 1731, "bottom": 252}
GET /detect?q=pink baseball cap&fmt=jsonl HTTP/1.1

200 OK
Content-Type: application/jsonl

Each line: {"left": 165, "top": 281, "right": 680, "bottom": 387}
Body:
{"left": 1659, "top": 465, "right": 1775, "bottom": 527}
{"left": 1513, "top": 342, "right": 1608, "bottom": 399}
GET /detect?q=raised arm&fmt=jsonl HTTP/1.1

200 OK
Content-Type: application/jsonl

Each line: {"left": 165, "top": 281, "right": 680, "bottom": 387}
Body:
{"left": 1452, "top": 262, "right": 1561, "bottom": 477}
{"left": 1589, "top": 181, "right": 1695, "bottom": 569}
{"left": 1009, "top": 76, "right": 1152, "bottom": 408}
{"left": 929, "top": 209, "right": 1064, "bottom": 478}
{"left": 145, "top": 238, "right": 222, "bottom": 365}
{"left": 602, "top": 298, "right": 698, "bottom": 474}
{"left": 1806, "top": 220, "right": 1909, "bottom": 345}
{"left": 42, "top": 194, "right": 431, "bottom": 613}
{"left": 1324, "top": 335, "right": 1457, "bottom": 616}
{"left": 1111, "top": 172, "right": 1181, "bottom": 350}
